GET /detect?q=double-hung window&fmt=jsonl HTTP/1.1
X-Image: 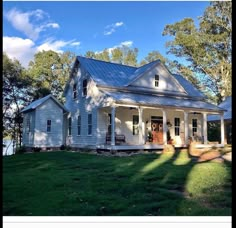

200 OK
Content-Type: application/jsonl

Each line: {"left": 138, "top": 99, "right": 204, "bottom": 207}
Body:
{"left": 77, "top": 115, "right": 81, "bottom": 136}
{"left": 154, "top": 74, "right": 159, "bottom": 87}
{"left": 174, "top": 118, "right": 180, "bottom": 136}
{"left": 26, "top": 116, "right": 30, "bottom": 133}
{"left": 133, "top": 115, "right": 139, "bottom": 135}
{"left": 83, "top": 79, "right": 87, "bottom": 97}
{"left": 47, "top": 120, "right": 51, "bottom": 132}
{"left": 73, "top": 84, "right": 77, "bottom": 99}
{"left": 88, "top": 114, "right": 92, "bottom": 135}
{"left": 68, "top": 117, "right": 72, "bottom": 136}
{"left": 192, "top": 119, "right": 197, "bottom": 136}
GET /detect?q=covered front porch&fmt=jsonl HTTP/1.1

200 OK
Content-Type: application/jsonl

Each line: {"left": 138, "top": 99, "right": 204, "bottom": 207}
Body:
{"left": 96, "top": 104, "right": 225, "bottom": 151}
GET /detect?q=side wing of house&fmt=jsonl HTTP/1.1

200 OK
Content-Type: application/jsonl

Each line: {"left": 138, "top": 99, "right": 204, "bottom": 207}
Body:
{"left": 34, "top": 98, "right": 64, "bottom": 148}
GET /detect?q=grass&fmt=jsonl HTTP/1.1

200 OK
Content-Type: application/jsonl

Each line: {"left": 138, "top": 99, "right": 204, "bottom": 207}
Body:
{"left": 3, "top": 149, "right": 231, "bottom": 216}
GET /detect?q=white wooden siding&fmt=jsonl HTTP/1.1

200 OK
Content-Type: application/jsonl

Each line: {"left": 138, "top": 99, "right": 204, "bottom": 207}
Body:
{"left": 64, "top": 64, "right": 102, "bottom": 147}
{"left": 131, "top": 62, "right": 185, "bottom": 93}
{"left": 34, "top": 99, "right": 64, "bottom": 147}
{"left": 22, "top": 111, "right": 35, "bottom": 146}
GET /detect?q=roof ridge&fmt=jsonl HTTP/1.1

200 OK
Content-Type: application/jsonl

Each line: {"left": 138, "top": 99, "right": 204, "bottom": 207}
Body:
{"left": 77, "top": 56, "right": 138, "bottom": 69}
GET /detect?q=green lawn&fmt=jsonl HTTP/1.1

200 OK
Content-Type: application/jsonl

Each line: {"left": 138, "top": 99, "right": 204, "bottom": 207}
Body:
{"left": 3, "top": 149, "right": 231, "bottom": 216}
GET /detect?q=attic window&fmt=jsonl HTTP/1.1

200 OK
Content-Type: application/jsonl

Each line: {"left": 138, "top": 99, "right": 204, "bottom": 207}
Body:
{"left": 73, "top": 84, "right": 77, "bottom": 99}
{"left": 155, "top": 74, "right": 159, "bottom": 87}
{"left": 83, "top": 79, "right": 87, "bottom": 97}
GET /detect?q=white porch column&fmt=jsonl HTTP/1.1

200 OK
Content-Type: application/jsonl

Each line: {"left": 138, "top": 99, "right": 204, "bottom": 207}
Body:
{"left": 203, "top": 113, "right": 208, "bottom": 144}
{"left": 111, "top": 106, "right": 116, "bottom": 146}
{"left": 184, "top": 111, "right": 189, "bottom": 145}
{"left": 221, "top": 113, "right": 225, "bottom": 145}
{"left": 138, "top": 107, "right": 144, "bottom": 145}
{"left": 162, "top": 109, "right": 167, "bottom": 145}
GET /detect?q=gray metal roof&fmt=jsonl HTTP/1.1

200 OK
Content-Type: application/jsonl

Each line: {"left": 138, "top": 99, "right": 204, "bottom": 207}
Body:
{"left": 104, "top": 91, "right": 224, "bottom": 112}
{"left": 208, "top": 96, "right": 232, "bottom": 121}
{"left": 21, "top": 94, "right": 68, "bottom": 113}
{"left": 77, "top": 56, "right": 137, "bottom": 87}
{"left": 172, "top": 74, "right": 205, "bottom": 98}
{"left": 77, "top": 56, "right": 205, "bottom": 99}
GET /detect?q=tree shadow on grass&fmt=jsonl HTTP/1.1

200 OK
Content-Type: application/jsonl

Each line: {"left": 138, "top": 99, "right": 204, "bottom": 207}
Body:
{"left": 111, "top": 147, "right": 232, "bottom": 216}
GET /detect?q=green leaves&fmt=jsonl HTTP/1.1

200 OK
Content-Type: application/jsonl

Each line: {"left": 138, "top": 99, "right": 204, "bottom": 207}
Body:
{"left": 162, "top": 1, "right": 232, "bottom": 104}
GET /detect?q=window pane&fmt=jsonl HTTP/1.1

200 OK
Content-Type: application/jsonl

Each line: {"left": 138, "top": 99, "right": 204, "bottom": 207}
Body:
{"left": 88, "top": 114, "right": 92, "bottom": 135}
{"left": 83, "top": 80, "right": 87, "bottom": 96}
{"left": 68, "top": 117, "right": 72, "bottom": 135}
{"left": 77, "top": 116, "right": 81, "bottom": 135}
{"left": 133, "top": 115, "right": 139, "bottom": 135}
{"left": 47, "top": 120, "right": 51, "bottom": 132}
{"left": 155, "top": 74, "right": 159, "bottom": 87}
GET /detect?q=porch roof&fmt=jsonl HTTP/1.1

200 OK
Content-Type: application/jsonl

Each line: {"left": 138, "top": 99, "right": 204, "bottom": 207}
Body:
{"left": 208, "top": 96, "right": 231, "bottom": 121}
{"left": 104, "top": 91, "right": 224, "bottom": 112}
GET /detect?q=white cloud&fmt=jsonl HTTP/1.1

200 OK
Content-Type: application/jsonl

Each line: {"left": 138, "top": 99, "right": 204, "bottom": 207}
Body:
{"left": 3, "top": 36, "right": 81, "bottom": 68}
{"left": 45, "top": 23, "right": 60, "bottom": 29}
{"left": 96, "top": 40, "right": 133, "bottom": 55}
{"left": 70, "top": 41, "right": 81, "bottom": 46}
{"left": 120, "top": 41, "right": 133, "bottom": 47}
{"left": 3, "top": 36, "right": 36, "bottom": 67}
{"left": 115, "top": 22, "right": 123, "bottom": 27}
{"left": 4, "top": 8, "right": 59, "bottom": 41}
{"left": 104, "top": 21, "right": 124, "bottom": 36}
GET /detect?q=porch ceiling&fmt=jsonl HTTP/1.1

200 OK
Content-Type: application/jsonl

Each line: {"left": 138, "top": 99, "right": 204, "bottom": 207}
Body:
{"left": 104, "top": 91, "right": 224, "bottom": 113}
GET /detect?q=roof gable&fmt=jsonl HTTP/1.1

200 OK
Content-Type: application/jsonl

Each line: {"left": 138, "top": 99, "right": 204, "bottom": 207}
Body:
{"left": 64, "top": 56, "right": 205, "bottom": 99}
{"left": 128, "top": 61, "right": 187, "bottom": 94}
{"left": 21, "top": 95, "right": 68, "bottom": 113}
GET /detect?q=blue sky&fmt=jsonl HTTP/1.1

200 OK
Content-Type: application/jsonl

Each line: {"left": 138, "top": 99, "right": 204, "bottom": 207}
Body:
{"left": 3, "top": 1, "right": 210, "bottom": 67}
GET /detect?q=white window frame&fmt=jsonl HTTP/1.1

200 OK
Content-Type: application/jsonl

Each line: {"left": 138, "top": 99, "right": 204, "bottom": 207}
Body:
{"left": 154, "top": 74, "right": 159, "bottom": 87}
{"left": 73, "top": 83, "right": 77, "bottom": 99}
{"left": 174, "top": 118, "right": 180, "bottom": 136}
{"left": 47, "top": 119, "right": 52, "bottom": 133}
{"left": 83, "top": 79, "right": 87, "bottom": 97}
{"left": 68, "top": 117, "right": 72, "bottom": 136}
{"left": 192, "top": 119, "right": 197, "bottom": 136}
{"left": 77, "top": 115, "right": 81, "bottom": 136}
{"left": 133, "top": 115, "right": 139, "bottom": 135}
{"left": 88, "top": 113, "right": 92, "bottom": 136}
{"left": 26, "top": 116, "right": 30, "bottom": 133}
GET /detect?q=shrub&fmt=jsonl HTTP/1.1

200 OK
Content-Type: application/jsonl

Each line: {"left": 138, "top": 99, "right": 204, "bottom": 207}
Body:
{"left": 60, "top": 145, "right": 66, "bottom": 150}
{"left": 60, "top": 145, "right": 72, "bottom": 151}
{"left": 33, "top": 147, "right": 41, "bottom": 152}
{"left": 15, "top": 145, "right": 27, "bottom": 154}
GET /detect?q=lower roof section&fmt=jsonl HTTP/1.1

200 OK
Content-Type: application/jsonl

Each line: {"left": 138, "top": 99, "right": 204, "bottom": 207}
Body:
{"left": 103, "top": 91, "right": 224, "bottom": 113}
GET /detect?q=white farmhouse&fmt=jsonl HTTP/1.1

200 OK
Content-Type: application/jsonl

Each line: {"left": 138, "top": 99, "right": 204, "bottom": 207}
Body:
{"left": 22, "top": 56, "right": 226, "bottom": 151}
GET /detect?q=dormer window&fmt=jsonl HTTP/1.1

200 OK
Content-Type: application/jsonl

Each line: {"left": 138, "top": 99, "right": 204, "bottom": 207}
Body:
{"left": 155, "top": 74, "right": 159, "bottom": 87}
{"left": 83, "top": 79, "right": 87, "bottom": 97}
{"left": 73, "top": 84, "right": 77, "bottom": 99}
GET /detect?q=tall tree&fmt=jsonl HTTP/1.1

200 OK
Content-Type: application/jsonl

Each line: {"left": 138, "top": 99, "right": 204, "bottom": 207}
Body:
{"left": 95, "top": 49, "right": 110, "bottom": 62}
{"left": 111, "top": 48, "right": 123, "bottom": 64}
{"left": 162, "top": 1, "right": 232, "bottom": 104}
{"left": 27, "top": 50, "right": 75, "bottom": 102}
{"left": 3, "top": 53, "right": 32, "bottom": 147}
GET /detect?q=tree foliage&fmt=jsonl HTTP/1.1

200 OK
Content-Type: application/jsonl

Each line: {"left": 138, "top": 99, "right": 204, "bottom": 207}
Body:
{"left": 85, "top": 46, "right": 139, "bottom": 66}
{"left": 28, "top": 50, "right": 76, "bottom": 102}
{"left": 162, "top": 1, "right": 232, "bottom": 103}
{"left": 3, "top": 53, "right": 32, "bottom": 146}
